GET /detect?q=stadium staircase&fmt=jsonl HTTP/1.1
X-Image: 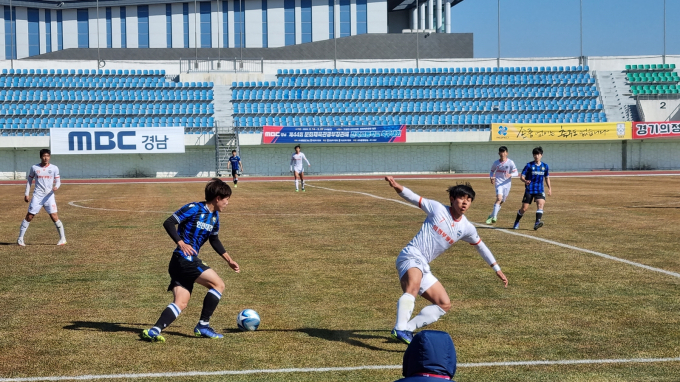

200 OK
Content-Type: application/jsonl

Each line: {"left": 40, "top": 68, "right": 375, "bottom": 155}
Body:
{"left": 595, "top": 71, "right": 638, "bottom": 122}
{"left": 0, "top": 68, "right": 215, "bottom": 136}
{"left": 231, "top": 65, "right": 606, "bottom": 132}
{"left": 215, "top": 126, "right": 240, "bottom": 177}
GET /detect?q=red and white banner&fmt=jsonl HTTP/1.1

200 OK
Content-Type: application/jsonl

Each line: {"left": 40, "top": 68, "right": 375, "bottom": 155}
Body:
{"left": 632, "top": 122, "right": 680, "bottom": 139}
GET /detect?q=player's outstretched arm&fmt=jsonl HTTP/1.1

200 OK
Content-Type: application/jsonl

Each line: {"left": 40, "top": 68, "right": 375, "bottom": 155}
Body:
{"left": 209, "top": 235, "right": 240, "bottom": 273}
{"left": 473, "top": 240, "right": 508, "bottom": 288}
{"left": 384, "top": 176, "right": 404, "bottom": 193}
{"left": 163, "top": 216, "right": 197, "bottom": 256}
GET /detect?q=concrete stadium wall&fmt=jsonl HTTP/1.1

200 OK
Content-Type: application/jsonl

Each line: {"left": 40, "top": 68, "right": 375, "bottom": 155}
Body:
{"left": 1, "top": 136, "right": 679, "bottom": 179}
{"left": 237, "top": 136, "right": 680, "bottom": 176}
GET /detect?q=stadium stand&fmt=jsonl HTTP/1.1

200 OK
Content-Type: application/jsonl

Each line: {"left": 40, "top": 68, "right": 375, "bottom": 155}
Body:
{"left": 0, "top": 69, "right": 215, "bottom": 136}
{"left": 626, "top": 64, "right": 680, "bottom": 95}
{"left": 231, "top": 65, "right": 606, "bottom": 132}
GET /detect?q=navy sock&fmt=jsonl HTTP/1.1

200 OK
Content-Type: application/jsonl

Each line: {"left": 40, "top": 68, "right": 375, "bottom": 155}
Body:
{"left": 153, "top": 303, "right": 181, "bottom": 332}
{"left": 515, "top": 211, "right": 524, "bottom": 224}
{"left": 199, "top": 289, "right": 222, "bottom": 325}
{"left": 536, "top": 210, "right": 543, "bottom": 223}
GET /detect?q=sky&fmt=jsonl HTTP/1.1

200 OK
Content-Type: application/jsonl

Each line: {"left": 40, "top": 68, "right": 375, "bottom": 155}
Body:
{"left": 450, "top": 0, "right": 680, "bottom": 58}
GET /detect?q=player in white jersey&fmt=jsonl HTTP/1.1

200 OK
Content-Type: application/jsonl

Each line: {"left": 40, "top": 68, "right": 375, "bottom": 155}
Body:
{"left": 485, "top": 146, "right": 518, "bottom": 224}
{"left": 289, "top": 145, "right": 311, "bottom": 192}
{"left": 385, "top": 176, "right": 508, "bottom": 344}
{"left": 18, "top": 149, "right": 66, "bottom": 246}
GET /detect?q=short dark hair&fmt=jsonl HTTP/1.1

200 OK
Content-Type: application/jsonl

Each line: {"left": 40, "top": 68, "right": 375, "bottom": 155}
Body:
{"left": 205, "top": 178, "right": 232, "bottom": 201}
{"left": 40, "top": 149, "right": 51, "bottom": 157}
{"left": 447, "top": 182, "right": 475, "bottom": 202}
{"left": 532, "top": 146, "right": 543, "bottom": 155}
{"left": 232, "top": 150, "right": 237, "bottom": 153}
{"left": 498, "top": 146, "right": 508, "bottom": 153}
{"left": 294, "top": 145, "right": 301, "bottom": 150}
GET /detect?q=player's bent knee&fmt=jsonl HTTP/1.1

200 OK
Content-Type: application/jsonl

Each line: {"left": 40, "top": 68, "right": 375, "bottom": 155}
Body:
{"left": 439, "top": 301, "right": 452, "bottom": 312}
{"left": 175, "top": 301, "right": 189, "bottom": 311}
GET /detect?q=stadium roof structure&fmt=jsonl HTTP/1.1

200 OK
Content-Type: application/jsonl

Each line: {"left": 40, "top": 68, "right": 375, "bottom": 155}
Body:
{"left": 0, "top": 0, "right": 198, "bottom": 9}
{"left": 389, "top": 0, "right": 464, "bottom": 12}
{"left": 25, "top": 33, "right": 473, "bottom": 60}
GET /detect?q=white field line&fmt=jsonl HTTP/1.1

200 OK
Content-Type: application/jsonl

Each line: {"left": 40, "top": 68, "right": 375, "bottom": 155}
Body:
{"left": 307, "top": 185, "right": 680, "bottom": 280}
{"left": 2, "top": 357, "right": 680, "bottom": 381}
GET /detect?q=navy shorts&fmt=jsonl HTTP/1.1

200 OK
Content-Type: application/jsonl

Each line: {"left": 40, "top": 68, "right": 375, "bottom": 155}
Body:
{"left": 522, "top": 191, "right": 546, "bottom": 204}
{"left": 167, "top": 253, "right": 211, "bottom": 294}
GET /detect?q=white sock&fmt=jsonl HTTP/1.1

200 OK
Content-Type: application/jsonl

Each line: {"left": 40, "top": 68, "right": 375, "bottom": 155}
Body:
{"left": 19, "top": 219, "right": 30, "bottom": 239}
{"left": 295, "top": 179, "right": 299, "bottom": 190}
{"left": 492, "top": 204, "right": 501, "bottom": 218}
{"left": 55, "top": 220, "right": 65, "bottom": 240}
{"left": 301, "top": 180, "right": 305, "bottom": 188}
{"left": 406, "top": 304, "right": 447, "bottom": 331}
{"left": 395, "top": 293, "right": 416, "bottom": 331}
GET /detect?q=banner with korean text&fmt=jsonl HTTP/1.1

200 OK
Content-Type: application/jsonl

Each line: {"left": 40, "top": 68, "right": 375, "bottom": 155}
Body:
{"left": 50, "top": 127, "right": 185, "bottom": 154}
{"left": 262, "top": 125, "right": 407, "bottom": 144}
{"left": 491, "top": 122, "right": 632, "bottom": 141}
{"left": 632, "top": 122, "right": 680, "bottom": 139}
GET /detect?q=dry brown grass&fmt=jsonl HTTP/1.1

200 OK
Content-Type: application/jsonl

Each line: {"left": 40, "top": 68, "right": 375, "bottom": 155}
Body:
{"left": 0, "top": 176, "right": 679, "bottom": 381}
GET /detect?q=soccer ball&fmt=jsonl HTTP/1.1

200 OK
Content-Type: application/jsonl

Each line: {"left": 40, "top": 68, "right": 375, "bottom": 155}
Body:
{"left": 237, "top": 309, "right": 260, "bottom": 331}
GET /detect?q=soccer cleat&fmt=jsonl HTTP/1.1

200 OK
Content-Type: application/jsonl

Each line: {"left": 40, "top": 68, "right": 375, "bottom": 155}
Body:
{"left": 302, "top": 188, "right": 305, "bottom": 192}
{"left": 485, "top": 216, "right": 494, "bottom": 224}
{"left": 194, "top": 325, "right": 224, "bottom": 339}
{"left": 492, "top": 217, "right": 497, "bottom": 223}
{"left": 140, "top": 328, "right": 166, "bottom": 343}
{"left": 534, "top": 221, "right": 544, "bottom": 230}
{"left": 234, "top": 184, "right": 238, "bottom": 188}
{"left": 391, "top": 329, "right": 413, "bottom": 345}
{"left": 513, "top": 222, "right": 520, "bottom": 230}
{"left": 295, "top": 189, "right": 299, "bottom": 192}
{"left": 17, "top": 238, "right": 25, "bottom": 247}
{"left": 57, "top": 238, "right": 67, "bottom": 246}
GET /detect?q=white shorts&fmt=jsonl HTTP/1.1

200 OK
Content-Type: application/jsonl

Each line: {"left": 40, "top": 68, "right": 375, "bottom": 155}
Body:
{"left": 495, "top": 183, "right": 511, "bottom": 202}
{"left": 396, "top": 248, "right": 438, "bottom": 296}
{"left": 293, "top": 166, "right": 304, "bottom": 174}
{"left": 28, "top": 193, "right": 57, "bottom": 215}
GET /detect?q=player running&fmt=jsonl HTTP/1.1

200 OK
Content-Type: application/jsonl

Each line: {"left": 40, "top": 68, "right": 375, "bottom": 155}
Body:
{"left": 18, "top": 149, "right": 66, "bottom": 246}
{"left": 385, "top": 176, "right": 508, "bottom": 345}
{"left": 486, "top": 146, "right": 518, "bottom": 224}
{"left": 141, "top": 178, "right": 240, "bottom": 343}
{"left": 290, "top": 145, "right": 311, "bottom": 192}
{"left": 513, "top": 146, "right": 552, "bottom": 230}
{"left": 227, "top": 150, "right": 243, "bottom": 187}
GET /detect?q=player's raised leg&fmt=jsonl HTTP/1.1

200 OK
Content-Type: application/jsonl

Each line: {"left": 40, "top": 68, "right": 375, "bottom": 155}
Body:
{"left": 141, "top": 285, "right": 190, "bottom": 343}
{"left": 487, "top": 193, "right": 504, "bottom": 224}
{"left": 193, "top": 269, "right": 226, "bottom": 339}
{"left": 406, "top": 281, "right": 450, "bottom": 332}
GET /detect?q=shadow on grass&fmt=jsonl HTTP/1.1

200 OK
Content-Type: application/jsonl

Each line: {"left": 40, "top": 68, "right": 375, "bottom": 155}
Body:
{"left": 63, "top": 321, "right": 195, "bottom": 338}
{"left": 233, "top": 328, "right": 403, "bottom": 353}
{"left": 0, "top": 242, "right": 54, "bottom": 246}
{"left": 64, "top": 322, "right": 404, "bottom": 351}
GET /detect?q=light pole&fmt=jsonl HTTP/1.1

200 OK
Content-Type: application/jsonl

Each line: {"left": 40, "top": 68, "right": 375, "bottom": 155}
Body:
{"left": 217, "top": 0, "right": 221, "bottom": 68}
{"left": 496, "top": 0, "right": 500, "bottom": 68}
{"left": 194, "top": 0, "right": 198, "bottom": 67}
{"left": 240, "top": 0, "right": 244, "bottom": 63}
{"left": 9, "top": 0, "right": 13, "bottom": 68}
{"left": 663, "top": 0, "right": 666, "bottom": 64}
{"left": 416, "top": 0, "right": 419, "bottom": 68}
{"left": 579, "top": 0, "right": 583, "bottom": 61}
{"left": 96, "top": 0, "right": 101, "bottom": 69}
{"left": 334, "top": 0, "right": 337, "bottom": 69}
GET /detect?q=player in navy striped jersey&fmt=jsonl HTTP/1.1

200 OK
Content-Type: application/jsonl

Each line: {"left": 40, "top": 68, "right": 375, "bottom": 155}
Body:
{"left": 514, "top": 147, "right": 552, "bottom": 230}
{"left": 141, "top": 178, "right": 240, "bottom": 343}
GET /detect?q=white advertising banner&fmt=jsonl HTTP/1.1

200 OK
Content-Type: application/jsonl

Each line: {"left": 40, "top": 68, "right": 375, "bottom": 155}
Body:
{"left": 50, "top": 127, "right": 186, "bottom": 155}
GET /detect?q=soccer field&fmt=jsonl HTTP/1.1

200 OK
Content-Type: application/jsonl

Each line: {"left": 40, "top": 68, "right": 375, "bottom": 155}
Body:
{"left": 1, "top": 176, "right": 679, "bottom": 382}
